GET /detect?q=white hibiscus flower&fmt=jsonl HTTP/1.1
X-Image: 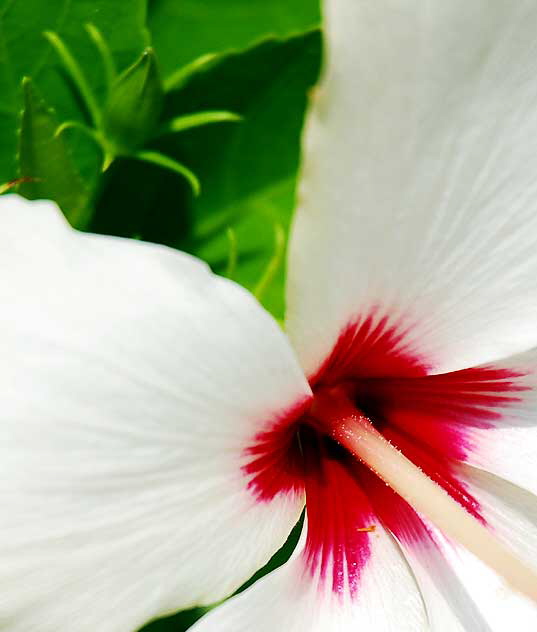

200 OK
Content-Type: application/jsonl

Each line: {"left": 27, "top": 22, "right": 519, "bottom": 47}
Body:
{"left": 2, "top": 1, "right": 537, "bottom": 631}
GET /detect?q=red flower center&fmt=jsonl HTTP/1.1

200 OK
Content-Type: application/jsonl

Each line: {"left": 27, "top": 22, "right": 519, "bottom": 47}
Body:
{"left": 243, "top": 315, "right": 526, "bottom": 597}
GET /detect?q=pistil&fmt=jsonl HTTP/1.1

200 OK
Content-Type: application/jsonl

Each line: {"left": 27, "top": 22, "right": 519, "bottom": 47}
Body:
{"left": 311, "top": 388, "right": 537, "bottom": 604}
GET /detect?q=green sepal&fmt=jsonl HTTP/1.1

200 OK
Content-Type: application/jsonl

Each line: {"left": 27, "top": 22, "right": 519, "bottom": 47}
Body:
{"left": 18, "top": 77, "right": 92, "bottom": 229}
{"left": 55, "top": 120, "right": 104, "bottom": 148}
{"left": 84, "top": 23, "right": 117, "bottom": 93}
{"left": 133, "top": 150, "right": 200, "bottom": 195}
{"left": 43, "top": 31, "right": 101, "bottom": 127}
{"left": 153, "top": 110, "right": 241, "bottom": 138}
{"left": 163, "top": 53, "right": 219, "bottom": 92}
{"left": 103, "top": 47, "right": 164, "bottom": 152}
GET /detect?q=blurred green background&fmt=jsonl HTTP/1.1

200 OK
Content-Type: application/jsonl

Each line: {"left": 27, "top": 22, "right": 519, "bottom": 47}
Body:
{"left": 0, "top": 0, "right": 320, "bottom": 629}
{"left": 0, "top": 0, "right": 321, "bottom": 320}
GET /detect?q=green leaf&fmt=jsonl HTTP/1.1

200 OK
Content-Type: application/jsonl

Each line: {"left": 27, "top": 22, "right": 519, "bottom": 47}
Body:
{"left": 161, "top": 31, "right": 322, "bottom": 319}
{"left": 0, "top": 0, "right": 148, "bottom": 182}
{"left": 148, "top": 0, "right": 320, "bottom": 78}
{"left": 104, "top": 48, "right": 164, "bottom": 153}
{"left": 18, "top": 77, "right": 92, "bottom": 228}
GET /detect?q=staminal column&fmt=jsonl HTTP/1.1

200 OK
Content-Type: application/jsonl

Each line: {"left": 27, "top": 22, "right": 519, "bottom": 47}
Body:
{"left": 311, "top": 387, "right": 537, "bottom": 604}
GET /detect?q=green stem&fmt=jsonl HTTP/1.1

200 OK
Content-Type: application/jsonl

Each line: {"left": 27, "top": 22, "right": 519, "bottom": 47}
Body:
{"left": 254, "top": 223, "right": 285, "bottom": 300}
{"left": 225, "top": 228, "right": 238, "bottom": 280}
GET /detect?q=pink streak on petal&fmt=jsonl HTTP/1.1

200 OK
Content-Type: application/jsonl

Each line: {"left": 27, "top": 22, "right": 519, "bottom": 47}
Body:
{"left": 301, "top": 443, "right": 375, "bottom": 598}
{"left": 244, "top": 412, "right": 376, "bottom": 598}
{"left": 310, "top": 311, "right": 431, "bottom": 385}
{"left": 354, "top": 366, "right": 528, "bottom": 462}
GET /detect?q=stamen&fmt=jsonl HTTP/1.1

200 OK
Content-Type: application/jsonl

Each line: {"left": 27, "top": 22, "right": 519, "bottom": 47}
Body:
{"left": 312, "top": 388, "right": 537, "bottom": 604}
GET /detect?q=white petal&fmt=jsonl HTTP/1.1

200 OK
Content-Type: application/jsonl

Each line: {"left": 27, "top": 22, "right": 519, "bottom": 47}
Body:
{"left": 457, "top": 465, "right": 537, "bottom": 577}
{"left": 354, "top": 460, "right": 491, "bottom": 631}
{"left": 397, "top": 464, "right": 537, "bottom": 631}
{"left": 363, "top": 458, "right": 537, "bottom": 630}
{"left": 429, "top": 527, "right": 537, "bottom": 631}
{"left": 189, "top": 521, "right": 428, "bottom": 632}
{"left": 0, "top": 196, "right": 311, "bottom": 631}
{"left": 287, "top": 0, "right": 537, "bottom": 377}
{"left": 458, "top": 350, "right": 537, "bottom": 495}
{"left": 405, "top": 533, "right": 506, "bottom": 631}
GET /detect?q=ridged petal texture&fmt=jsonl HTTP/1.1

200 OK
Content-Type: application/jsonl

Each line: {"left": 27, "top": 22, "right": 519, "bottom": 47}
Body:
{"left": 0, "top": 195, "right": 310, "bottom": 632}
{"left": 287, "top": 0, "right": 537, "bottom": 378}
